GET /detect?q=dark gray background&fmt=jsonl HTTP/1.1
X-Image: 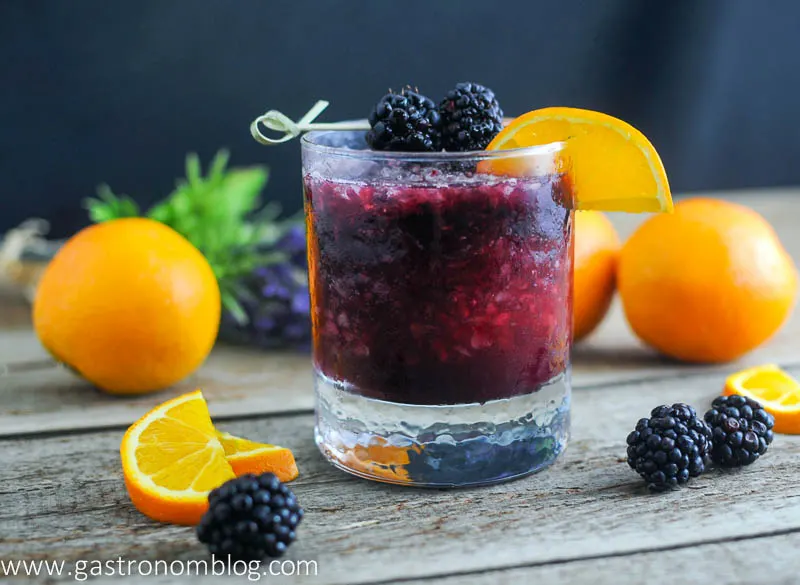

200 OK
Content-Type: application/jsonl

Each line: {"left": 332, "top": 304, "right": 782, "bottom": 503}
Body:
{"left": 2, "top": 0, "right": 799, "bottom": 236}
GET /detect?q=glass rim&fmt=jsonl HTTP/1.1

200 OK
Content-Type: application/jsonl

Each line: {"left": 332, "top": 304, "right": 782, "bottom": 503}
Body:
{"left": 301, "top": 128, "right": 566, "bottom": 162}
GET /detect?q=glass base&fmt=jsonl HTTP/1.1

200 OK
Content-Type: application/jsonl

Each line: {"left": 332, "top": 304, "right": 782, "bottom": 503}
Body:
{"left": 314, "top": 371, "right": 570, "bottom": 488}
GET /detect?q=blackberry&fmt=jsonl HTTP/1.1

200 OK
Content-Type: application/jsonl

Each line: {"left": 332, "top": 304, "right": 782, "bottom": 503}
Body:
{"left": 366, "top": 89, "right": 442, "bottom": 152}
{"left": 197, "top": 473, "right": 303, "bottom": 560}
{"left": 626, "top": 403, "right": 712, "bottom": 492}
{"left": 438, "top": 82, "right": 504, "bottom": 151}
{"left": 704, "top": 395, "right": 774, "bottom": 467}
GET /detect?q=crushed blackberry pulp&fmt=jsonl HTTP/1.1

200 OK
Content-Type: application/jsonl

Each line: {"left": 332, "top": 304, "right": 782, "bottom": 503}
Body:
{"left": 304, "top": 171, "right": 573, "bottom": 405}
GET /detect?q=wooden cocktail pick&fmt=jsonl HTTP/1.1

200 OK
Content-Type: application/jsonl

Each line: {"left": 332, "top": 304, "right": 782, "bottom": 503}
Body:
{"left": 251, "top": 101, "right": 369, "bottom": 145}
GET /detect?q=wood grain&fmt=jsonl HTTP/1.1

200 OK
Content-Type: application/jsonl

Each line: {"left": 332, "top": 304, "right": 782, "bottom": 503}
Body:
{"left": 9, "top": 536, "right": 799, "bottom": 585}
{"left": 0, "top": 347, "right": 313, "bottom": 437}
{"left": 397, "top": 532, "right": 800, "bottom": 585}
{"left": 2, "top": 367, "right": 799, "bottom": 583}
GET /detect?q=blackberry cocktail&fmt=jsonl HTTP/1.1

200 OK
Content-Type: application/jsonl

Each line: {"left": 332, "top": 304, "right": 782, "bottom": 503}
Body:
{"left": 252, "top": 80, "right": 675, "bottom": 486}
{"left": 303, "top": 132, "right": 573, "bottom": 487}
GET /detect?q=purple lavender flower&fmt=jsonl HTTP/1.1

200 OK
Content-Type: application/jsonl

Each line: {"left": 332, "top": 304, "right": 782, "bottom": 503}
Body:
{"left": 218, "top": 223, "right": 311, "bottom": 351}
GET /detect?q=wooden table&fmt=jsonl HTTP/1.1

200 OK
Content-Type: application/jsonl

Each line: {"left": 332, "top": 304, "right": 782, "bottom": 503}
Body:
{"left": 2, "top": 188, "right": 800, "bottom": 584}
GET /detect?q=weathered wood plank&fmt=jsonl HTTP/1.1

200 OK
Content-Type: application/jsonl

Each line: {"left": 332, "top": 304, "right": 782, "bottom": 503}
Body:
{"left": 2, "top": 368, "right": 800, "bottom": 584}
{"left": 0, "top": 347, "right": 313, "bottom": 437}
{"left": 2, "top": 189, "right": 800, "bottom": 434}
{"left": 398, "top": 532, "right": 800, "bottom": 585}
{"left": 9, "top": 534, "right": 800, "bottom": 585}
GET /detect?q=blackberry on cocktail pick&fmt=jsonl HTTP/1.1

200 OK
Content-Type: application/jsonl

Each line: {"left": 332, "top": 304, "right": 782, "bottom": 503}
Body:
{"left": 197, "top": 473, "right": 304, "bottom": 560}
{"left": 438, "top": 82, "right": 504, "bottom": 151}
{"left": 366, "top": 88, "right": 442, "bottom": 152}
{"left": 704, "top": 394, "right": 774, "bottom": 468}
{"left": 626, "top": 403, "right": 712, "bottom": 492}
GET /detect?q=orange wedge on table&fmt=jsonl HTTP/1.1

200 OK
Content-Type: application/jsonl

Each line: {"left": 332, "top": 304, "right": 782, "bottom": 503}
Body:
{"left": 121, "top": 390, "right": 234, "bottom": 525}
{"left": 724, "top": 364, "right": 800, "bottom": 434}
{"left": 217, "top": 431, "right": 299, "bottom": 481}
{"left": 121, "top": 390, "right": 298, "bottom": 525}
{"left": 484, "top": 107, "right": 673, "bottom": 213}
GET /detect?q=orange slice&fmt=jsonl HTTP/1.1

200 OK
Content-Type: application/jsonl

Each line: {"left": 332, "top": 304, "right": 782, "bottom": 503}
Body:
{"left": 120, "top": 390, "right": 235, "bottom": 525}
{"left": 341, "top": 439, "right": 422, "bottom": 484}
{"left": 724, "top": 364, "right": 800, "bottom": 434}
{"left": 483, "top": 107, "right": 673, "bottom": 213}
{"left": 216, "top": 431, "right": 299, "bottom": 482}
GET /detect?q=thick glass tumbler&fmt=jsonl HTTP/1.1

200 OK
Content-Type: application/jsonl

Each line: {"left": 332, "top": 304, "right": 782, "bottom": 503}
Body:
{"left": 302, "top": 131, "right": 573, "bottom": 487}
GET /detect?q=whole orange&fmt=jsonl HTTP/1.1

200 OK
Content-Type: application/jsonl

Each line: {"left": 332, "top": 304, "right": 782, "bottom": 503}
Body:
{"left": 33, "top": 218, "right": 220, "bottom": 394}
{"left": 573, "top": 211, "right": 621, "bottom": 341}
{"left": 618, "top": 198, "right": 798, "bottom": 363}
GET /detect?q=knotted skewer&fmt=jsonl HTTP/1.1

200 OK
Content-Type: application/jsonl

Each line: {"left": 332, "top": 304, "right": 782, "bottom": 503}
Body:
{"left": 250, "top": 101, "right": 370, "bottom": 145}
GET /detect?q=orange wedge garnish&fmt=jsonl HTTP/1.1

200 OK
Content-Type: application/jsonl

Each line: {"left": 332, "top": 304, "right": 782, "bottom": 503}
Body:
{"left": 724, "top": 364, "right": 800, "bottom": 434}
{"left": 120, "top": 390, "right": 236, "bottom": 525}
{"left": 482, "top": 107, "right": 673, "bottom": 213}
{"left": 216, "top": 431, "right": 299, "bottom": 482}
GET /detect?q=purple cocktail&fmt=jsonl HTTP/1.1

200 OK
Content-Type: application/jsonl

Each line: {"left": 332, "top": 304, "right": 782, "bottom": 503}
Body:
{"left": 303, "top": 131, "right": 573, "bottom": 486}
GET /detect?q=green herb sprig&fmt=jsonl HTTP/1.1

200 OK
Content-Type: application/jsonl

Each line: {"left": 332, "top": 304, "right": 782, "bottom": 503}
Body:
{"left": 84, "top": 150, "right": 299, "bottom": 324}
